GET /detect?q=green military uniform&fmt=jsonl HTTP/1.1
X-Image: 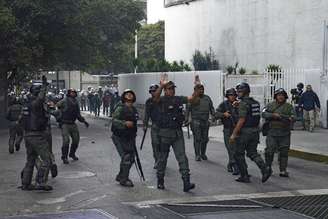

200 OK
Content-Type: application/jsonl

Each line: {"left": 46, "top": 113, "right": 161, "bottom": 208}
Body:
{"left": 6, "top": 102, "right": 23, "bottom": 153}
{"left": 57, "top": 96, "right": 86, "bottom": 162}
{"left": 262, "top": 101, "right": 295, "bottom": 173}
{"left": 111, "top": 102, "right": 138, "bottom": 186}
{"left": 235, "top": 97, "right": 267, "bottom": 179}
{"left": 215, "top": 100, "right": 239, "bottom": 170}
{"left": 21, "top": 82, "right": 53, "bottom": 190}
{"left": 144, "top": 97, "right": 161, "bottom": 167}
{"left": 187, "top": 94, "right": 214, "bottom": 160}
{"left": 156, "top": 96, "right": 191, "bottom": 182}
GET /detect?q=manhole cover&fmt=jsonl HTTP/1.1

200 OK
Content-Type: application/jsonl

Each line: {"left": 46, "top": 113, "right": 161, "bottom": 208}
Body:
{"left": 1, "top": 209, "right": 116, "bottom": 219}
{"left": 159, "top": 199, "right": 267, "bottom": 216}
{"left": 254, "top": 194, "right": 328, "bottom": 219}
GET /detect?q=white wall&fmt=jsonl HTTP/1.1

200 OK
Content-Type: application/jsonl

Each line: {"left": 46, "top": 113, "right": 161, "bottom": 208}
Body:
{"left": 118, "top": 71, "right": 224, "bottom": 107}
{"left": 147, "top": 0, "right": 165, "bottom": 24}
{"left": 165, "top": 0, "right": 328, "bottom": 70}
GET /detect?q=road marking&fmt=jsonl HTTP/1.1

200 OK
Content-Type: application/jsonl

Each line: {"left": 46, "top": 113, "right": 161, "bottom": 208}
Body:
{"left": 58, "top": 171, "right": 96, "bottom": 179}
{"left": 36, "top": 190, "right": 85, "bottom": 205}
{"left": 125, "top": 189, "right": 328, "bottom": 208}
{"left": 72, "top": 194, "right": 107, "bottom": 208}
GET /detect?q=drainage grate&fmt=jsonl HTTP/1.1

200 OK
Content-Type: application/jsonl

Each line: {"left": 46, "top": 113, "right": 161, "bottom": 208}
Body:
{"left": 160, "top": 199, "right": 267, "bottom": 215}
{"left": 254, "top": 194, "right": 328, "bottom": 219}
{"left": 1, "top": 209, "right": 116, "bottom": 219}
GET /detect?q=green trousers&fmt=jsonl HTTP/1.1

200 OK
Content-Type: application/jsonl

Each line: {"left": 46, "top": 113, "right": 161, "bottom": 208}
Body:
{"left": 265, "top": 135, "right": 290, "bottom": 172}
{"left": 191, "top": 119, "right": 210, "bottom": 157}
{"left": 111, "top": 134, "right": 135, "bottom": 182}
{"left": 22, "top": 132, "right": 51, "bottom": 186}
{"left": 223, "top": 128, "right": 236, "bottom": 165}
{"left": 157, "top": 129, "right": 190, "bottom": 179}
{"left": 235, "top": 130, "right": 266, "bottom": 177}
{"left": 8, "top": 122, "right": 23, "bottom": 151}
{"left": 151, "top": 124, "right": 161, "bottom": 164}
{"left": 61, "top": 123, "right": 80, "bottom": 159}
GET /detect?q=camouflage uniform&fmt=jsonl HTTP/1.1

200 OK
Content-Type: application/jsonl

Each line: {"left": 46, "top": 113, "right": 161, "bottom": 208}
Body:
{"left": 57, "top": 96, "right": 87, "bottom": 163}
{"left": 6, "top": 102, "right": 23, "bottom": 153}
{"left": 215, "top": 99, "right": 239, "bottom": 172}
{"left": 235, "top": 97, "right": 268, "bottom": 181}
{"left": 20, "top": 81, "right": 53, "bottom": 190}
{"left": 262, "top": 101, "right": 295, "bottom": 174}
{"left": 111, "top": 101, "right": 138, "bottom": 187}
{"left": 187, "top": 94, "right": 214, "bottom": 160}
{"left": 144, "top": 97, "right": 161, "bottom": 167}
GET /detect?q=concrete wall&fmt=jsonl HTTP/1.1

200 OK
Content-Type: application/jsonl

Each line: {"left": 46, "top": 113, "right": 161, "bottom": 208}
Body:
{"left": 164, "top": 0, "right": 328, "bottom": 70}
{"left": 118, "top": 71, "right": 224, "bottom": 108}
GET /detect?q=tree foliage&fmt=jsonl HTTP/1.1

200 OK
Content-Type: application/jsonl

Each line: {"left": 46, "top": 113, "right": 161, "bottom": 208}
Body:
{"left": 192, "top": 48, "right": 219, "bottom": 71}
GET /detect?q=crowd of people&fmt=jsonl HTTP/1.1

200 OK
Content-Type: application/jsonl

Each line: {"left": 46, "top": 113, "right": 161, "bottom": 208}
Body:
{"left": 5, "top": 74, "right": 322, "bottom": 192}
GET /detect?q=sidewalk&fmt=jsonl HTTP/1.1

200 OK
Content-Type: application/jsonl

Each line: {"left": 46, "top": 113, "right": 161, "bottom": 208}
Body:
{"left": 81, "top": 110, "right": 328, "bottom": 163}
{"left": 206, "top": 125, "right": 328, "bottom": 163}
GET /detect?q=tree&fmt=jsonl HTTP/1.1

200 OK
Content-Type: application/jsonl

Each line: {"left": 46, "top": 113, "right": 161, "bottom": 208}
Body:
{"left": 192, "top": 48, "right": 220, "bottom": 71}
{"left": 0, "top": 0, "right": 145, "bottom": 126}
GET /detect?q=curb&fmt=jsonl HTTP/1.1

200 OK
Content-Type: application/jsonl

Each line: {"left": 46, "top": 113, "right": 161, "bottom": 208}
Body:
{"left": 288, "top": 149, "right": 328, "bottom": 164}
{"left": 82, "top": 114, "right": 328, "bottom": 164}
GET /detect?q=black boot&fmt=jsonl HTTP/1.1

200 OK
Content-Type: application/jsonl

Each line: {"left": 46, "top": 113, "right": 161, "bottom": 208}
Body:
{"left": 262, "top": 166, "right": 272, "bottom": 183}
{"left": 232, "top": 164, "right": 240, "bottom": 175}
{"left": 227, "top": 163, "right": 233, "bottom": 173}
{"left": 119, "top": 163, "right": 133, "bottom": 187}
{"left": 50, "top": 164, "right": 58, "bottom": 178}
{"left": 21, "top": 184, "right": 36, "bottom": 191}
{"left": 69, "top": 145, "right": 79, "bottom": 160}
{"left": 15, "top": 143, "right": 20, "bottom": 151}
{"left": 62, "top": 157, "right": 69, "bottom": 164}
{"left": 157, "top": 178, "right": 165, "bottom": 190}
{"left": 182, "top": 177, "right": 195, "bottom": 192}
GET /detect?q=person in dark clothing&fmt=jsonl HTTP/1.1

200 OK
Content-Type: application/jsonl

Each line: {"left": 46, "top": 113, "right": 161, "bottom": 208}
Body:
{"left": 299, "top": 85, "right": 320, "bottom": 132}
{"left": 93, "top": 93, "right": 101, "bottom": 117}
{"left": 102, "top": 92, "right": 111, "bottom": 116}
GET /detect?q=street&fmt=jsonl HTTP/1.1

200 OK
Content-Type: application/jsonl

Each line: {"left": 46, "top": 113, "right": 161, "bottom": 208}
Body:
{"left": 0, "top": 116, "right": 328, "bottom": 219}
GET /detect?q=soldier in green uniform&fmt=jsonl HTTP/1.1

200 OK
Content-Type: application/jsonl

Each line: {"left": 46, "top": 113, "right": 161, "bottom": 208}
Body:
{"left": 111, "top": 89, "right": 139, "bottom": 187}
{"left": 214, "top": 88, "right": 239, "bottom": 175}
{"left": 229, "top": 82, "right": 271, "bottom": 183}
{"left": 143, "top": 84, "right": 161, "bottom": 169}
{"left": 6, "top": 97, "right": 23, "bottom": 154}
{"left": 262, "top": 88, "right": 295, "bottom": 177}
{"left": 186, "top": 84, "right": 215, "bottom": 161}
{"left": 57, "top": 88, "right": 89, "bottom": 164}
{"left": 20, "top": 76, "right": 53, "bottom": 191}
{"left": 153, "top": 78, "right": 200, "bottom": 192}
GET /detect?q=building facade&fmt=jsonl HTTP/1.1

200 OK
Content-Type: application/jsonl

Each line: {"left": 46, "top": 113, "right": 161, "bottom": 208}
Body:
{"left": 149, "top": 0, "right": 328, "bottom": 71}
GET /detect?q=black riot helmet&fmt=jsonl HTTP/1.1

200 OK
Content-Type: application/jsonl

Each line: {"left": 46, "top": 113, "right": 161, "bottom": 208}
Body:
{"left": 297, "top": 82, "right": 304, "bottom": 90}
{"left": 236, "top": 82, "right": 250, "bottom": 94}
{"left": 121, "top": 89, "right": 136, "bottom": 103}
{"left": 274, "top": 88, "right": 288, "bottom": 99}
{"left": 30, "top": 81, "right": 43, "bottom": 96}
{"left": 225, "top": 88, "right": 237, "bottom": 97}
{"left": 149, "top": 84, "right": 159, "bottom": 93}
{"left": 67, "top": 88, "right": 77, "bottom": 98}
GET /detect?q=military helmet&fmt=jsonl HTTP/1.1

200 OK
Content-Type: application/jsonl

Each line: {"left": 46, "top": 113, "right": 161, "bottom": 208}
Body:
{"left": 121, "top": 89, "right": 136, "bottom": 103}
{"left": 225, "top": 88, "right": 237, "bottom": 97}
{"left": 67, "top": 88, "right": 77, "bottom": 97}
{"left": 236, "top": 82, "right": 250, "bottom": 94}
{"left": 194, "top": 83, "right": 204, "bottom": 90}
{"left": 297, "top": 82, "right": 304, "bottom": 89}
{"left": 164, "top": 81, "right": 176, "bottom": 89}
{"left": 274, "top": 88, "right": 288, "bottom": 99}
{"left": 149, "top": 84, "right": 159, "bottom": 93}
{"left": 30, "top": 81, "right": 43, "bottom": 96}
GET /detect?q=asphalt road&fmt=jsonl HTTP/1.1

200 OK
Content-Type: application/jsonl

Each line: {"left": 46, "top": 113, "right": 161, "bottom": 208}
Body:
{"left": 0, "top": 117, "right": 327, "bottom": 218}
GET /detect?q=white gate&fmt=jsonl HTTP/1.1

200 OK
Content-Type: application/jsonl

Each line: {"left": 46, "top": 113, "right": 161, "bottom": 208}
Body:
{"left": 263, "top": 68, "right": 321, "bottom": 104}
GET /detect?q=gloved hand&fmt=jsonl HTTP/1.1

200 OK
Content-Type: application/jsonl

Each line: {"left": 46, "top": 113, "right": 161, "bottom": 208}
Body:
{"left": 84, "top": 121, "right": 89, "bottom": 128}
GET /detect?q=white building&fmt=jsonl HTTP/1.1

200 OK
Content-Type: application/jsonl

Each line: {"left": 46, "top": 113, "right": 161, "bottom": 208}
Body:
{"left": 148, "top": 0, "right": 328, "bottom": 71}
